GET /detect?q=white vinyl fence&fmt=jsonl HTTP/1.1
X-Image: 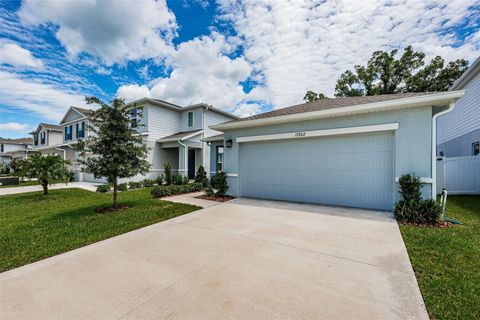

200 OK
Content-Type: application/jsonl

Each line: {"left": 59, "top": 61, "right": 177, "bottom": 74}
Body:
{"left": 436, "top": 156, "right": 480, "bottom": 195}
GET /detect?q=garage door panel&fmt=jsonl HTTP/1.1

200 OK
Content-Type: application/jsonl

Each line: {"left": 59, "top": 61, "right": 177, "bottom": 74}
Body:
{"left": 240, "top": 132, "right": 394, "bottom": 210}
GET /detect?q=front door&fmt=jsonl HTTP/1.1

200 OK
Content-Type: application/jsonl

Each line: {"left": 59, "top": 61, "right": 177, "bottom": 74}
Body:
{"left": 188, "top": 149, "right": 196, "bottom": 179}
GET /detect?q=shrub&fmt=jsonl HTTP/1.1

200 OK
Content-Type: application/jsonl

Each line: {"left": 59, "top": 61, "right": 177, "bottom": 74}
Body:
{"left": 211, "top": 171, "right": 228, "bottom": 196}
{"left": 183, "top": 175, "right": 190, "bottom": 185}
{"left": 117, "top": 183, "right": 128, "bottom": 191}
{"left": 128, "top": 181, "right": 142, "bottom": 189}
{"left": 394, "top": 173, "right": 442, "bottom": 224}
{"left": 151, "top": 183, "right": 203, "bottom": 198}
{"left": 155, "top": 174, "right": 164, "bottom": 186}
{"left": 164, "top": 161, "right": 172, "bottom": 185}
{"left": 96, "top": 184, "right": 110, "bottom": 193}
{"left": 205, "top": 184, "right": 215, "bottom": 197}
{"left": 195, "top": 166, "right": 209, "bottom": 188}
{"left": 172, "top": 174, "right": 188, "bottom": 185}
{"left": 142, "top": 179, "right": 155, "bottom": 187}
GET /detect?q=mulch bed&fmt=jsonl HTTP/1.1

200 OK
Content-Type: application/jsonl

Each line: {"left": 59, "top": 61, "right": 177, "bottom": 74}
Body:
{"left": 195, "top": 195, "right": 235, "bottom": 202}
{"left": 95, "top": 205, "right": 131, "bottom": 214}
{"left": 399, "top": 220, "right": 454, "bottom": 228}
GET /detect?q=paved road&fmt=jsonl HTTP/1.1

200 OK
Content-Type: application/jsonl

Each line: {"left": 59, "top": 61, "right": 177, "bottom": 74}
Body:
{"left": 0, "top": 198, "right": 428, "bottom": 320}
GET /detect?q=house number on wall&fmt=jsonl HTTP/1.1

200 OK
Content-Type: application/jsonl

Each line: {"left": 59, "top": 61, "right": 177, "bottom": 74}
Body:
{"left": 294, "top": 132, "right": 306, "bottom": 137}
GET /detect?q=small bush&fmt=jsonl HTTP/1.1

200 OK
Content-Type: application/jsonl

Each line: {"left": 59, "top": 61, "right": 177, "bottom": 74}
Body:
{"left": 142, "top": 179, "right": 155, "bottom": 187}
{"left": 183, "top": 175, "right": 189, "bottom": 185}
{"left": 394, "top": 173, "right": 442, "bottom": 224}
{"left": 151, "top": 183, "right": 203, "bottom": 198}
{"left": 164, "top": 161, "right": 172, "bottom": 185}
{"left": 211, "top": 171, "right": 228, "bottom": 196}
{"left": 117, "top": 183, "right": 128, "bottom": 191}
{"left": 128, "top": 181, "right": 142, "bottom": 189}
{"left": 155, "top": 174, "right": 164, "bottom": 186}
{"left": 172, "top": 174, "right": 187, "bottom": 185}
{"left": 195, "top": 166, "right": 209, "bottom": 188}
{"left": 205, "top": 185, "right": 215, "bottom": 197}
{"left": 96, "top": 184, "right": 110, "bottom": 193}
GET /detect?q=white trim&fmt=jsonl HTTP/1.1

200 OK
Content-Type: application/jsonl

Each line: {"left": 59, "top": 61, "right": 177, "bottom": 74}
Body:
{"left": 187, "top": 111, "right": 194, "bottom": 127}
{"left": 157, "top": 130, "right": 204, "bottom": 143}
{"left": 395, "top": 177, "right": 434, "bottom": 184}
{"left": 212, "top": 91, "right": 464, "bottom": 131}
{"left": 236, "top": 123, "right": 399, "bottom": 143}
{"left": 227, "top": 173, "right": 238, "bottom": 177}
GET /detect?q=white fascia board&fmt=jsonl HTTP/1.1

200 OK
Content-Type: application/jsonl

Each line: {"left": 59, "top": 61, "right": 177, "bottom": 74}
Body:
{"left": 236, "top": 123, "right": 399, "bottom": 143}
{"left": 156, "top": 130, "right": 204, "bottom": 143}
{"left": 212, "top": 91, "right": 465, "bottom": 131}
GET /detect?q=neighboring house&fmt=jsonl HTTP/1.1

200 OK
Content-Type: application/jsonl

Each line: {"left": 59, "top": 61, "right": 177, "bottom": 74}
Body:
{"left": 437, "top": 56, "right": 480, "bottom": 157}
{"left": 210, "top": 91, "right": 464, "bottom": 211}
{"left": 120, "top": 98, "right": 238, "bottom": 182}
{"left": 0, "top": 138, "right": 32, "bottom": 163}
{"left": 30, "top": 123, "right": 63, "bottom": 156}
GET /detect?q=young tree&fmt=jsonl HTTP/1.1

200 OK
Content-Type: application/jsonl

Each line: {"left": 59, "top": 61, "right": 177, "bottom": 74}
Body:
{"left": 194, "top": 165, "right": 209, "bottom": 188}
{"left": 76, "top": 97, "right": 150, "bottom": 208}
{"left": 21, "top": 154, "right": 70, "bottom": 195}
{"left": 334, "top": 46, "right": 468, "bottom": 97}
{"left": 303, "top": 91, "right": 327, "bottom": 103}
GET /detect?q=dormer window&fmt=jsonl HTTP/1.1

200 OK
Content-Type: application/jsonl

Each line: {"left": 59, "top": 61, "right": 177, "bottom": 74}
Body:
{"left": 188, "top": 111, "right": 194, "bottom": 127}
{"left": 130, "top": 108, "right": 138, "bottom": 128}
{"left": 76, "top": 121, "right": 85, "bottom": 139}
{"left": 64, "top": 125, "right": 73, "bottom": 141}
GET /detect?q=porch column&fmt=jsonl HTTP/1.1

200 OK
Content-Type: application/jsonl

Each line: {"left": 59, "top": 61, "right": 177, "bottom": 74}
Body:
{"left": 177, "top": 142, "right": 188, "bottom": 177}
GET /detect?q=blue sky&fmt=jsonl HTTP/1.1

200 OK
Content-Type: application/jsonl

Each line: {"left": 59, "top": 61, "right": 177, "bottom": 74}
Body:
{"left": 1, "top": 0, "right": 479, "bottom": 138}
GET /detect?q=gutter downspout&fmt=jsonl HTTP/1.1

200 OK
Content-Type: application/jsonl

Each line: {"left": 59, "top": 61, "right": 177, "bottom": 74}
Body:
{"left": 55, "top": 146, "right": 67, "bottom": 160}
{"left": 431, "top": 101, "right": 455, "bottom": 199}
{"left": 177, "top": 139, "right": 188, "bottom": 177}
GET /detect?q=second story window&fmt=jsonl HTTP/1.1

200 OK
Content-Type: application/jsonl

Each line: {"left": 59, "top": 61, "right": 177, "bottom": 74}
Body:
{"left": 76, "top": 122, "right": 85, "bottom": 139}
{"left": 64, "top": 125, "right": 73, "bottom": 141}
{"left": 33, "top": 134, "right": 38, "bottom": 146}
{"left": 130, "top": 108, "right": 138, "bottom": 128}
{"left": 473, "top": 142, "right": 479, "bottom": 156}
{"left": 188, "top": 111, "right": 194, "bottom": 127}
{"left": 40, "top": 132, "right": 46, "bottom": 144}
{"left": 1, "top": 144, "right": 3, "bottom": 153}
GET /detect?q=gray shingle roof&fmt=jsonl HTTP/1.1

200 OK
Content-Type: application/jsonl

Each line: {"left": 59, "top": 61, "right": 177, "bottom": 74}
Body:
{"left": 157, "top": 130, "right": 203, "bottom": 142}
{"left": 0, "top": 137, "right": 32, "bottom": 145}
{"left": 234, "top": 92, "right": 432, "bottom": 122}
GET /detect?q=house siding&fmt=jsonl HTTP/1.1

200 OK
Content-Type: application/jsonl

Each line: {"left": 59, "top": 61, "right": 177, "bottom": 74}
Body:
{"left": 180, "top": 108, "right": 203, "bottom": 132}
{"left": 204, "top": 110, "right": 233, "bottom": 138}
{"left": 223, "top": 106, "right": 434, "bottom": 202}
{"left": 145, "top": 104, "right": 181, "bottom": 140}
{"left": 437, "top": 72, "right": 480, "bottom": 146}
{"left": 438, "top": 128, "right": 480, "bottom": 157}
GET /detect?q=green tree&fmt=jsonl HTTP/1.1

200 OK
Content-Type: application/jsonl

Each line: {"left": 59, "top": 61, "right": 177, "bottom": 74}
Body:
{"left": 303, "top": 90, "right": 327, "bottom": 103}
{"left": 21, "top": 154, "right": 70, "bottom": 195}
{"left": 76, "top": 97, "right": 150, "bottom": 208}
{"left": 194, "top": 165, "right": 209, "bottom": 188}
{"left": 334, "top": 46, "right": 468, "bottom": 97}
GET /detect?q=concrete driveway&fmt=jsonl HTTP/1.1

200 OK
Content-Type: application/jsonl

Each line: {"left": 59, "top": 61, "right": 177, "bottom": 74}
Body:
{"left": 0, "top": 198, "right": 428, "bottom": 320}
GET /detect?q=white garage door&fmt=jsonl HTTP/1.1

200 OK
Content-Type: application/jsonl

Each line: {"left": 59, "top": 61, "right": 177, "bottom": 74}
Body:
{"left": 240, "top": 132, "right": 394, "bottom": 210}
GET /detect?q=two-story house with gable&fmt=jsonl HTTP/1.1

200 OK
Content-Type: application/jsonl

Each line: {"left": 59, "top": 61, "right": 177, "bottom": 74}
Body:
{"left": 30, "top": 123, "right": 64, "bottom": 156}
{"left": 119, "top": 98, "right": 238, "bottom": 182}
{"left": 0, "top": 138, "right": 32, "bottom": 163}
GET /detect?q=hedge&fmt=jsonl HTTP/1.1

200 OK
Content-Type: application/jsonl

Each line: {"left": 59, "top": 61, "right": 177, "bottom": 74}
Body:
{"left": 151, "top": 183, "right": 203, "bottom": 198}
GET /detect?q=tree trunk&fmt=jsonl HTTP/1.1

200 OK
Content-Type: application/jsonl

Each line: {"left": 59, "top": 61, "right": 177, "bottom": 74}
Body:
{"left": 42, "top": 183, "right": 48, "bottom": 195}
{"left": 113, "top": 178, "right": 118, "bottom": 208}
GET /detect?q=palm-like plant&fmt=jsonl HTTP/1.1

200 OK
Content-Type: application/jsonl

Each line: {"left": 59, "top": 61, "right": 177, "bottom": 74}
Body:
{"left": 21, "top": 154, "right": 71, "bottom": 195}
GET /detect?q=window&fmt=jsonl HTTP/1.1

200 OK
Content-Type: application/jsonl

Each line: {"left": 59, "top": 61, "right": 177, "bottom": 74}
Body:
{"left": 40, "top": 132, "right": 46, "bottom": 144}
{"left": 1, "top": 144, "right": 3, "bottom": 153}
{"left": 130, "top": 108, "right": 138, "bottom": 128}
{"left": 64, "top": 125, "right": 73, "bottom": 141}
{"left": 33, "top": 134, "right": 38, "bottom": 146}
{"left": 188, "top": 111, "right": 194, "bottom": 127}
{"left": 216, "top": 146, "right": 224, "bottom": 172}
{"left": 76, "top": 122, "right": 85, "bottom": 139}
{"left": 473, "top": 142, "right": 480, "bottom": 156}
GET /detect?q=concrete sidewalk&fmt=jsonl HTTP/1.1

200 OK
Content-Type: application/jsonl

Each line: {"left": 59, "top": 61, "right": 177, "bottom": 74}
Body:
{"left": 0, "top": 182, "right": 98, "bottom": 196}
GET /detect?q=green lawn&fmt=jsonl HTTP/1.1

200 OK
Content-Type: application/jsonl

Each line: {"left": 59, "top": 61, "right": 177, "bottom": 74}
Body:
{"left": 0, "top": 188, "right": 200, "bottom": 272}
{"left": 400, "top": 196, "right": 480, "bottom": 320}
{"left": 0, "top": 180, "right": 39, "bottom": 188}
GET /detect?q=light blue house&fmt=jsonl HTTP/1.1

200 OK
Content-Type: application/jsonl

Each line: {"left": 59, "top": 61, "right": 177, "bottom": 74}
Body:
{"left": 210, "top": 92, "right": 464, "bottom": 210}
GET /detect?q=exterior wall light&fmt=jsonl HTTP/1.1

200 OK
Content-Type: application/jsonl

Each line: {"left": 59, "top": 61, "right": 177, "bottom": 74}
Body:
{"left": 225, "top": 139, "right": 233, "bottom": 148}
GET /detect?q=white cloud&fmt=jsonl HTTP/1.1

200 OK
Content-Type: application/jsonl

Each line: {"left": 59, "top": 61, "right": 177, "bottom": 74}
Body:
{"left": 116, "top": 84, "right": 151, "bottom": 102}
{"left": 117, "top": 33, "right": 254, "bottom": 111}
{"left": 0, "top": 122, "right": 30, "bottom": 132}
{"left": 217, "top": 0, "right": 480, "bottom": 109}
{"left": 232, "top": 103, "right": 261, "bottom": 118}
{"left": 18, "top": 0, "right": 177, "bottom": 65}
{"left": 0, "top": 71, "right": 88, "bottom": 121}
{"left": 0, "top": 42, "right": 43, "bottom": 68}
